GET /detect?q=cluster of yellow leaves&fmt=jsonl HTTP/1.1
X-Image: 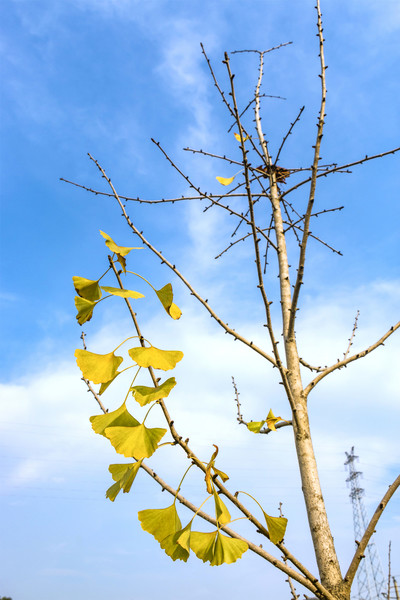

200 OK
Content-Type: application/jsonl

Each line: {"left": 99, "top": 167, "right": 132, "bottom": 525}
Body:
{"left": 247, "top": 409, "right": 287, "bottom": 433}
{"left": 138, "top": 503, "right": 248, "bottom": 565}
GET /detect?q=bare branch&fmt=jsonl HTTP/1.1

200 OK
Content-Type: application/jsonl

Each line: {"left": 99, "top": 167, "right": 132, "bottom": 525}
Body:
{"left": 343, "top": 310, "right": 360, "bottom": 360}
{"left": 344, "top": 475, "right": 400, "bottom": 589}
{"left": 275, "top": 106, "right": 305, "bottom": 166}
{"left": 304, "top": 322, "right": 400, "bottom": 396}
{"left": 287, "top": 0, "right": 327, "bottom": 340}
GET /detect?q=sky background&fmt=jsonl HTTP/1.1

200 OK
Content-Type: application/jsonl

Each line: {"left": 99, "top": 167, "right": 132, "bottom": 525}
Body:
{"left": 1, "top": 0, "right": 399, "bottom": 598}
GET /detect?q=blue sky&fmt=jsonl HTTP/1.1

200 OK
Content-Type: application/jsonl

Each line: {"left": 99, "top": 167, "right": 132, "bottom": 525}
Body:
{"left": 1, "top": 1, "right": 399, "bottom": 598}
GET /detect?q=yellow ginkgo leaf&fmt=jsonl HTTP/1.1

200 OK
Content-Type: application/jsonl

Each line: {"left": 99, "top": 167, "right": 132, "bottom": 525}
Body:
{"left": 90, "top": 403, "right": 139, "bottom": 436}
{"left": 205, "top": 444, "right": 219, "bottom": 493}
{"left": 99, "top": 231, "right": 140, "bottom": 257}
{"left": 106, "top": 460, "right": 142, "bottom": 502}
{"left": 131, "top": 377, "right": 177, "bottom": 407}
{"left": 100, "top": 286, "right": 145, "bottom": 299}
{"left": 234, "top": 132, "right": 249, "bottom": 142}
{"left": 75, "top": 349, "right": 123, "bottom": 384}
{"left": 216, "top": 175, "right": 235, "bottom": 186}
{"left": 72, "top": 276, "right": 102, "bottom": 301}
{"left": 104, "top": 423, "right": 167, "bottom": 459}
{"left": 99, "top": 231, "right": 142, "bottom": 272}
{"left": 190, "top": 531, "right": 248, "bottom": 566}
{"left": 212, "top": 466, "right": 229, "bottom": 483}
{"left": 213, "top": 490, "right": 231, "bottom": 525}
{"left": 155, "top": 283, "right": 182, "bottom": 320}
{"left": 128, "top": 346, "right": 183, "bottom": 371}
{"left": 138, "top": 504, "right": 182, "bottom": 544}
{"left": 74, "top": 296, "right": 97, "bottom": 325}
{"left": 247, "top": 420, "right": 265, "bottom": 434}
{"left": 160, "top": 523, "right": 191, "bottom": 562}
{"left": 98, "top": 371, "right": 121, "bottom": 396}
{"left": 262, "top": 511, "right": 288, "bottom": 544}
{"left": 266, "top": 409, "right": 283, "bottom": 431}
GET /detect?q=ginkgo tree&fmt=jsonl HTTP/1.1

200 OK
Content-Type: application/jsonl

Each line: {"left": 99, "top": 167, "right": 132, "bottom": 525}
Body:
{"left": 64, "top": 2, "right": 400, "bottom": 599}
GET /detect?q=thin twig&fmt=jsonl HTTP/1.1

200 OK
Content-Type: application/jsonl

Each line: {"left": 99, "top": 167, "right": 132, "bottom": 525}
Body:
{"left": 304, "top": 322, "right": 400, "bottom": 396}
{"left": 275, "top": 106, "right": 305, "bottom": 166}
{"left": 343, "top": 310, "right": 360, "bottom": 360}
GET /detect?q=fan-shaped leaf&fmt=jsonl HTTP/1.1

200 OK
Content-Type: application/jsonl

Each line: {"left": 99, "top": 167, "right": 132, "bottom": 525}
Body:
{"left": 128, "top": 346, "right": 183, "bottom": 371}
{"left": 74, "top": 296, "right": 97, "bottom": 325}
{"left": 131, "top": 377, "right": 177, "bottom": 407}
{"left": 216, "top": 175, "right": 235, "bottom": 186}
{"left": 212, "top": 467, "right": 229, "bottom": 483}
{"left": 90, "top": 403, "right": 139, "bottom": 436}
{"left": 104, "top": 423, "right": 167, "bottom": 459}
{"left": 106, "top": 461, "right": 142, "bottom": 501}
{"left": 155, "top": 283, "right": 182, "bottom": 320}
{"left": 160, "top": 523, "right": 191, "bottom": 562}
{"left": 99, "top": 371, "right": 121, "bottom": 396}
{"left": 266, "top": 409, "right": 283, "bottom": 431}
{"left": 138, "top": 504, "right": 181, "bottom": 544}
{"left": 99, "top": 230, "right": 142, "bottom": 272}
{"left": 72, "top": 276, "right": 102, "bottom": 301}
{"left": 190, "top": 531, "right": 248, "bottom": 566}
{"left": 75, "top": 349, "right": 123, "bottom": 384}
{"left": 213, "top": 491, "right": 231, "bottom": 525}
{"left": 262, "top": 512, "right": 288, "bottom": 544}
{"left": 247, "top": 420, "right": 265, "bottom": 434}
{"left": 100, "top": 286, "right": 145, "bottom": 299}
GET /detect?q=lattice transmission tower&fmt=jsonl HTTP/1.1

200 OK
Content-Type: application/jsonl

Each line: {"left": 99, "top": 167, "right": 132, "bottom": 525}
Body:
{"left": 344, "top": 447, "right": 386, "bottom": 600}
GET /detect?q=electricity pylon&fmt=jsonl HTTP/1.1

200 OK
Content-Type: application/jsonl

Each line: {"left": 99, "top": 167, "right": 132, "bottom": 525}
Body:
{"left": 345, "top": 447, "right": 386, "bottom": 600}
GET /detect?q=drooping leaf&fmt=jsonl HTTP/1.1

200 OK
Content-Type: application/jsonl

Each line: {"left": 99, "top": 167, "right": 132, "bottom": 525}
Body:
{"left": 205, "top": 444, "right": 220, "bottom": 493}
{"left": 160, "top": 522, "right": 192, "bottom": 562}
{"left": 247, "top": 420, "right": 265, "bottom": 434}
{"left": 106, "top": 460, "right": 142, "bottom": 502}
{"left": 128, "top": 346, "right": 183, "bottom": 371}
{"left": 99, "top": 230, "right": 142, "bottom": 272}
{"left": 75, "top": 349, "right": 123, "bottom": 384}
{"left": 138, "top": 504, "right": 182, "bottom": 544}
{"left": 100, "top": 286, "right": 145, "bottom": 299}
{"left": 212, "top": 467, "right": 229, "bottom": 483}
{"left": 74, "top": 296, "right": 97, "bottom": 325}
{"left": 190, "top": 531, "right": 248, "bottom": 566}
{"left": 216, "top": 175, "right": 235, "bottom": 186}
{"left": 99, "top": 371, "right": 121, "bottom": 395}
{"left": 262, "top": 511, "right": 288, "bottom": 544}
{"left": 213, "top": 491, "right": 231, "bottom": 525}
{"left": 234, "top": 132, "right": 249, "bottom": 142}
{"left": 90, "top": 403, "right": 139, "bottom": 436}
{"left": 104, "top": 423, "right": 167, "bottom": 459}
{"left": 155, "top": 283, "right": 182, "bottom": 320}
{"left": 131, "top": 377, "right": 177, "bottom": 407}
{"left": 266, "top": 409, "right": 283, "bottom": 431}
{"left": 72, "top": 276, "right": 102, "bottom": 301}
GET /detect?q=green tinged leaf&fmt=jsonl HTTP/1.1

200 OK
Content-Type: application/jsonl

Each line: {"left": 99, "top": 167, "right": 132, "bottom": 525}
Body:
{"left": 72, "top": 276, "right": 102, "bottom": 301}
{"left": 155, "top": 283, "right": 182, "bottom": 320}
{"left": 104, "top": 423, "right": 167, "bottom": 459}
{"left": 138, "top": 504, "right": 182, "bottom": 544}
{"left": 131, "top": 377, "right": 176, "bottom": 407}
{"left": 160, "top": 524, "right": 191, "bottom": 562}
{"left": 247, "top": 420, "right": 265, "bottom": 433}
{"left": 75, "top": 349, "right": 123, "bottom": 384}
{"left": 176, "top": 522, "right": 192, "bottom": 553}
{"left": 74, "top": 296, "right": 97, "bottom": 325}
{"left": 190, "top": 531, "right": 248, "bottom": 566}
{"left": 262, "top": 511, "right": 288, "bottom": 544}
{"left": 90, "top": 403, "right": 139, "bottom": 436}
{"left": 212, "top": 467, "right": 229, "bottom": 483}
{"left": 128, "top": 346, "right": 183, "bottom": 371}
{"left": 213, "top": 491, "right": 231, "bottom": 525}
{"left": 106, "top": 461, "right": 142, "bottom": 501}
{"left": 100, "top": 286, "right": 145, "bottom": 299}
